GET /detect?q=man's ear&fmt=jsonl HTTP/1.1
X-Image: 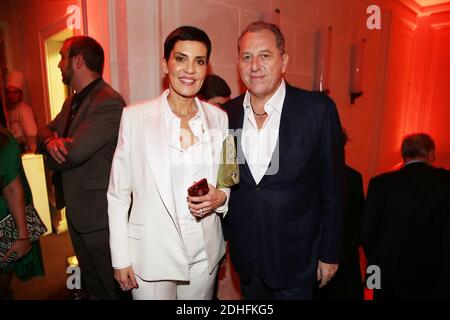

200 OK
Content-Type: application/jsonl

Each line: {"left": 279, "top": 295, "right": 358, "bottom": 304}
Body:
{"left": 428, "top": 151, "right": 436, "bottom": 164}
{"left": 281, "top": 53, "right": 289, "bottom": 74}
{"left": 73, "top": 54, "right": 85, "bottom": 69}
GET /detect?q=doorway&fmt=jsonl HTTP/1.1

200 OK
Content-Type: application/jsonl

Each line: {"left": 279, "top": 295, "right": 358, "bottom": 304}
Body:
{"left": 42, "top": 28, "right": 74, "bottom": 234}
{"left": 44, "top": 28, "right": 72, "bottom": 120}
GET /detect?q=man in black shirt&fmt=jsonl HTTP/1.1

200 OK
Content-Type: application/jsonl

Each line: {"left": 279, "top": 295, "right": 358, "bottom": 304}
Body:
{"left": 37, "top": 36, "right": 126, "bottom": 300}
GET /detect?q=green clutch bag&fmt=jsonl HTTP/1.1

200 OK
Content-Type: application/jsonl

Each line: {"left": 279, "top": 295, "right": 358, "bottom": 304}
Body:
{"left": 216, "top": 134, "right": 240, "bottom": 188}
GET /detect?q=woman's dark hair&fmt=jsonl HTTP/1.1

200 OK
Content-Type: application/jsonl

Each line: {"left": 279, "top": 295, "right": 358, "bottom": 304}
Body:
{"left": 164, "top": 26, "right": 211, "bottom": 62}
{"left": 65, "top": 36, "right": 104, "bottom": 74}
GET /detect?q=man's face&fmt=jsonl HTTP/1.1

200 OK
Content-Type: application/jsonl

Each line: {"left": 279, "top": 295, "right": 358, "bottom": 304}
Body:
{"left": 6, "top": 85, "right": 23, "bottom": 107}
{"left": 238, "top": 29, "right": 288, "bottom": 103}
{"left": 58, "top": 41, "right": 74, "bottom": 86}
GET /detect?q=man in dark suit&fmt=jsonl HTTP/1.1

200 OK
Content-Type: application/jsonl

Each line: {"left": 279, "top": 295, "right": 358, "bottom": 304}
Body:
{"left": 37, "top": 36, "right": 126, "bottom": 299}
{"left": 318, "top": 129, "right": 364, "bottom": 300}
{"left": 363, "top": 133, "right": 450, "bottom": 299}
{"left": 224, "top": 21, "right": 345, "bottom": 300}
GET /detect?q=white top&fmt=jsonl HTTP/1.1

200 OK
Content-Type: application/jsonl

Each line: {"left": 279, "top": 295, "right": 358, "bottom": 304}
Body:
{"left": 164, "top": 96, "right": 209, "bottom": 222}
{"left": 241, "top": 80, "right": 286, "bottom": 184}
{"left": 7, "top": 101, "right": 37, "bottom": 143}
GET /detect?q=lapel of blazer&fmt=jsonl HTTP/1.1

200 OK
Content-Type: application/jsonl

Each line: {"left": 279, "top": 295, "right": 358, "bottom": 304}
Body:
{"left": 229, "top": 95, "right": 256, "bottom": 186}
{"left": 196, "top": 99, "right": 216, "bottom": 184}
{"left": 275, "top": 85, "right": 298, "bottom": 161}
{"left": 58, "top": 97, "right": 74, "bottom": 136}
{"left": 230, "top": 88, "right": 299, "bottom": 187}
{"left": 143, "top": 93, "right": 178, "bottom": 227}
{"left": 259, "top": 84, "right": 299, "bottom": 186}
{"left": 68, "top": 80, "right": 106, "bottom": 136}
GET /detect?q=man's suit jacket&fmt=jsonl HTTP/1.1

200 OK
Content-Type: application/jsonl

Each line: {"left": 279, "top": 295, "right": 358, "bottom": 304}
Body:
{"left": 225, "top": 84, "right": 345, "bottom": 289}
{"left": 38, "top": 79, "right": 126, "bottom": 233}
{"left": 319, "top": 165, "right": 364, "bottom": 299}
{"left": 107, "top": 91, "right": 228, "bottom": 281}
{"left": 363, "top": 162, "right": 450, "bottom": 299}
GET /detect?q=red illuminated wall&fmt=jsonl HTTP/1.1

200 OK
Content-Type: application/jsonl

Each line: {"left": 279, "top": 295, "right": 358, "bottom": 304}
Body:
{"left": 379, "top": 1, "right": 450, "bottom": 172}
{"left": 0, "top": 0, "right": 82, "bottom": 132}
{"left": 423, "top": 10, "right": 450, "bottom": 169}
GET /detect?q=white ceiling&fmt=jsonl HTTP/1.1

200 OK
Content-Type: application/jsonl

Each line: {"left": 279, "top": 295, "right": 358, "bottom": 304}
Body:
{"left": 414, "top": 0, "right": 450, "bottom": 7}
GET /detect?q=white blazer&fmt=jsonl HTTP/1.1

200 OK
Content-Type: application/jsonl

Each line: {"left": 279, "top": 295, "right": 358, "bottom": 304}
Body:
{"left": 107, "top": 90, "right": 229, "bottom": 281}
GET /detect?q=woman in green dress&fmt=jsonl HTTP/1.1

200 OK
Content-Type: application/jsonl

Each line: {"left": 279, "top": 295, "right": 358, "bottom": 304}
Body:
{"left": 0, "top": 126, "right": 44, "bottom": 299}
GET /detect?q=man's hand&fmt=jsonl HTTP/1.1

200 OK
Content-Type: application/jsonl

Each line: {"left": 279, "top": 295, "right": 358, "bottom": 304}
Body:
{"left": 188, "top": 184, "right": 227, "bottom": 219}
{"left": 317, "top": 260, "right": 338, "bottom": 288}
{"left": 46, "top": 132, "right": 73, "bottom": 164}
{"left": 114, "top": 266, "right": 139, "bottom": 291}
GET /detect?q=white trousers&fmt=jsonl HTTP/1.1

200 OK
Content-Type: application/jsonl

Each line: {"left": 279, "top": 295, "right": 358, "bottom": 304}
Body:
{"left": 132, "top": 219, "right": 218, "bottom": 300}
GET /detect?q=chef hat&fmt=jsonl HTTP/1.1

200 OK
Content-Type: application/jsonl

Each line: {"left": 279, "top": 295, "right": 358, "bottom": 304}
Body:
{"left": 6, "top": 70, "right": 25, "bottom": 90}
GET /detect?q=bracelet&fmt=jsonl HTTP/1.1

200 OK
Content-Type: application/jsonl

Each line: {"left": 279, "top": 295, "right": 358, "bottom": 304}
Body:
{"left": 17, "top": 236, "right": 30, "bottom": 241}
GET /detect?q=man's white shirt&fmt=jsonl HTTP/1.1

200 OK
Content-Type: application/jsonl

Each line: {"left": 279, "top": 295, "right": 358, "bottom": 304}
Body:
{"left": 241, "top": 80, "right": 286, "bottom": 184}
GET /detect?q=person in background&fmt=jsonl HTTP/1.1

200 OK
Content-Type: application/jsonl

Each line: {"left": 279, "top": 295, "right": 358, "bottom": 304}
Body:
{"left": 198, "top": 73, "right": 241, "bottom": 300}
{"left": 0, "top": 125, "right": 44, "bottom": 300}
{"left": 198, "top": 74, "right": 231, "bottom": 107}
{"left": 224, "top": 21, "right": 345, "bottom": 300}
{"left": 37, "top": 36, "right": 126, "bottom": 300}
{"left": 5, "top": 70, "right": 38, "bottom": 153}
{"left": 108, "top": 26, "right": 229, "bottom": 300}
{"left": 363, "top": 133, "right": 450, "bottom": 299}
{"left": 317, "top": 129, "right": 364, "bottom": 300}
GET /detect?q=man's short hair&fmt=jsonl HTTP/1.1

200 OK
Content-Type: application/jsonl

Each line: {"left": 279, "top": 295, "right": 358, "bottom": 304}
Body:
{"left": 164, "top": 26, "right": 212, "bottom": 62}
{"left": 401, "top": 133, "right": 435, "bottom": 160}
{"left": 238, "top": 21, "right": 285, "bottom": 55}
{"left": 198, "top": 74, "right": 231, "bottom": 100}
{"left": 65, "top": 36, "right": 104, "bottom": 74}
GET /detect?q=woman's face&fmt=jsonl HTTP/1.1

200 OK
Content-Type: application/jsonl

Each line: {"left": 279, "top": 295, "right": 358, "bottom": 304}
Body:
{"left": 163, "top": 40, "right": 208, "bottom": 100}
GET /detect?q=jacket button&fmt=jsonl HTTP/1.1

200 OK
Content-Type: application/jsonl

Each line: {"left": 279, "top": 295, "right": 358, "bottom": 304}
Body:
{"left": 256, "top": 186, "right": 261, "bottom": 191}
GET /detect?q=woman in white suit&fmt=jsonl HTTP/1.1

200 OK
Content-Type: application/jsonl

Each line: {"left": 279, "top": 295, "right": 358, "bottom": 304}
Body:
{"left": 107, "top": 26, "right": 229, "bottom": 300}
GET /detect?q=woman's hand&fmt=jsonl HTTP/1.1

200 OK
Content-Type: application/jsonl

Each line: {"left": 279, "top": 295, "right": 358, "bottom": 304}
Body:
{"left": 1, "top": 238, "right": 32, "bottom": 262}
{"left": 2, "top": 176, "right": 32, "bottom": 262}
{"left": 114, "top": 266, "right": 139, "bottom": 291}
{"left": 188, "top": 184, "right": 227, "bottom": 219}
